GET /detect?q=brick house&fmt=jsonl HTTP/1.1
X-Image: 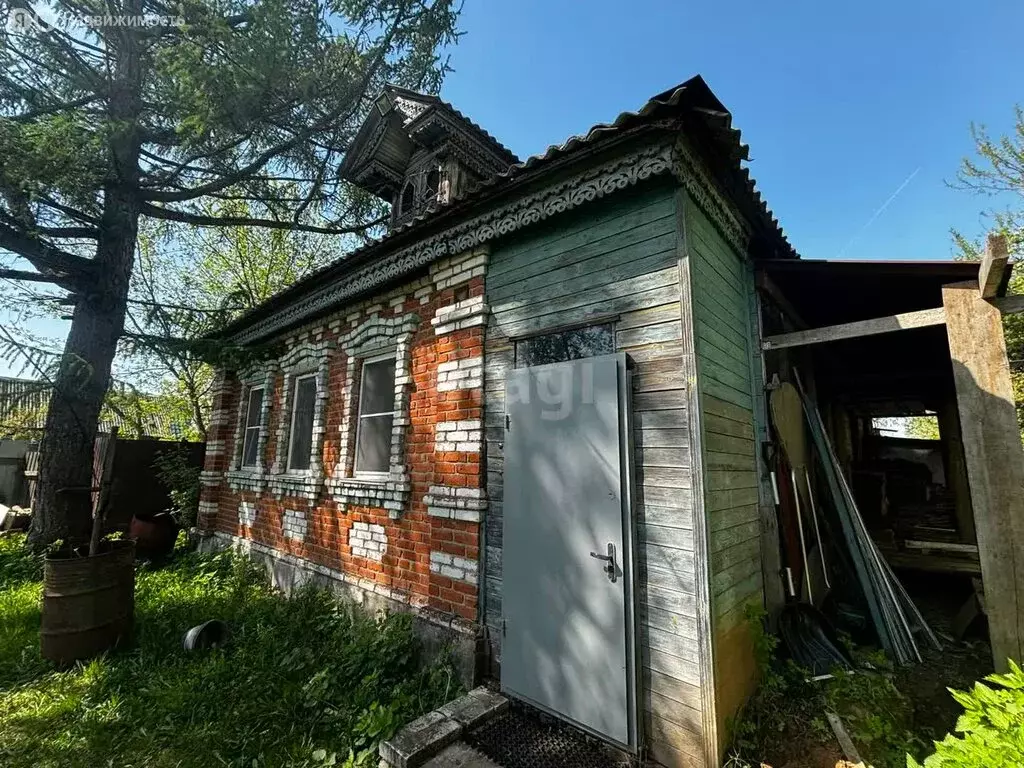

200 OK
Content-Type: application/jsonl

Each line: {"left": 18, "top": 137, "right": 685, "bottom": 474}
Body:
{"left": 199, "top": 76, "right": 796, "bottom": 767}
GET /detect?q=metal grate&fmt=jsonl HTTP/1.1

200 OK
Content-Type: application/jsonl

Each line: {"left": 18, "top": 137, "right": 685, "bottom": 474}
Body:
{"left": 466, "top": 703, "right": 631, "bottom": 768}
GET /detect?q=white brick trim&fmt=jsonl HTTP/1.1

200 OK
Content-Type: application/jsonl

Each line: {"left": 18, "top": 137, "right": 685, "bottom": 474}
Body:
{"left": 431, "top": 296, "right": 488, "bottom": 336}
{"left": 283, "top": 508, "right": 308, "bottom": 541}
{"left": 437, "top": 356, "right": 482, "bottom": 392}
{"left": 238, "top": 501, "right": 257, "bottom": 528}
{"left": 429, "top": 551, "right": 478, "bottom": 585}
{"left": 434, "top": 420, "right": 483, "bottom": 453}
{"left": 349, "top": 521, "right": 387, "bottom": 561}
{"left": 328, "top": 313, "right": 419, "bottom": 517}
{"left": 424, "top": 485, "right": 487, "bottom": 522}
{"left": 429, "top": 248, "right": 488, "bottom": 290}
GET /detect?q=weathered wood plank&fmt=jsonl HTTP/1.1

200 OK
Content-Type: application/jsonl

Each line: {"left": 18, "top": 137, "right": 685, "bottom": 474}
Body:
{"left": 643, "top": 646, "right": 701, "bottom": 686}
{"left": 705, "top": 469, "right": 758, "bottom": 492}
{"left": 618, "top": 302, "right": 682, "bottom": 331}
{"left": 709, "top": 504, "right": 760, "bottom": 534}
{"left": 647, "top": 711, "right": 704, "bottom": 761}
{"left": 710, "top": 536, "right": 760, "bottom": 573}
{"left": 634, "top": 408, "right": 689, "bottom": 430}
{"left": 705, "top": 433, "right": 755, "bottom": 457}
{"left": 634, "top": 426, "right": 690, "bottom": 448}
{"left": 636, "top": 447, "right": 690, "bottom": 468}
{"left": 944, "top": 279, "right": 1024, "bottom": 670}
{"left": 638, "top": 466, "right": 690, "bottom": 489}
{"left": 646, "top": 689, "right": 704, "bottom": 735}
{"left": 643, "top": 582, "right": 697, "bottom": 616}
{"left": 493, "top": 279, "right": 681, "bottom": 338}
{"left": 762, "top": 306, "right": 947, "bottom": 351}
{"left": 979, "top": 233, "right": 1010, "bottom": 298}
{"left": 488, "top": 192, "right": 675, "bottom": 277}
{"left": 709, "top": 519, "right": 760, "bottom": 550}
{"left": 703, "top": 395, "right": 755, "bottom": 426}
{"left": 638, "top": 504, "right": 694, "bottom": 530}
{"left": 704, "top": 412, "right": 754, "bottom": 440}
{"left": 642, "top": 604, "right": 699, "bottom": 640}
{"left": 640, "top": 522, "right": 695, "bottom": 550}
{"left": 643, "top": 667, "right": 702, "bottom": 710}
{"left": 633, "top": 388, "right": 687, "bottom": 412}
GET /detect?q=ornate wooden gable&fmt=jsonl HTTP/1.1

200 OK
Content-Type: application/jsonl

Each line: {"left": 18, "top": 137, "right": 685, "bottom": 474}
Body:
{"left": 339, "top": 86, "right": 519, "bottom": 229}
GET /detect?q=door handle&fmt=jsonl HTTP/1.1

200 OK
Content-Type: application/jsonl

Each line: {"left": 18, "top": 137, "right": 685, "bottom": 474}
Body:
{"left": 589, "top": 543, "right": 617, "bottom": 583}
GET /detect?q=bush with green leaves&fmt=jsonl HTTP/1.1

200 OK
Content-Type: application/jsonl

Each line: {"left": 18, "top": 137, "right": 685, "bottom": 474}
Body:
{"left": 909, "top": 661, "right": 1024, "bottom": 768}
{"left": 0, "top": 534, "right": 459, "bottom": 767}
{"left": 152, "top": 444, "right": 202, "bottom": 528}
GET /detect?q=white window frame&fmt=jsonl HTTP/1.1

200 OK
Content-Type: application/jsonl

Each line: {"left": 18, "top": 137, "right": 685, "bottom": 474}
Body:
{"left": 353, "top": 352, "right": 397, "bottom": 480}
{"left": 286, "top": 372, "right": 318, "bottom": 474}
{"left": 240, "top": 385, "right": 265, "bottom": 468}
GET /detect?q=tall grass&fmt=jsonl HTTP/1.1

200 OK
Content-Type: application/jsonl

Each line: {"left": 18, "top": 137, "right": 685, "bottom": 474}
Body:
{"left": 0, "top": 535, "right": 458, "bottom": 768}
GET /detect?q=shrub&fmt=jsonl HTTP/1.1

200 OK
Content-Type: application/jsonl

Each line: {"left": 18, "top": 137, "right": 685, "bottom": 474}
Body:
{"left": 909, "top": 661, "right": 1024, "bottom": 768}
{"left": 153, "top": 444, "right": 201, "bottom": 528}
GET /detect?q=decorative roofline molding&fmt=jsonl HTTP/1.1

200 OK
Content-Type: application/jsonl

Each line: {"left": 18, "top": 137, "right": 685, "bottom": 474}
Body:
{"left": 231, "top": 141, "right": 676, "bottom": 344}
{"left": 671, "top": 137, "right": 751, "bottom": 256}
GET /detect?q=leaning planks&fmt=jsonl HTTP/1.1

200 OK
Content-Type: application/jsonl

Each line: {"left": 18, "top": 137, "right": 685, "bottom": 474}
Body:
{"left": 794, "top": 370, "right": 940, "bottom": 664}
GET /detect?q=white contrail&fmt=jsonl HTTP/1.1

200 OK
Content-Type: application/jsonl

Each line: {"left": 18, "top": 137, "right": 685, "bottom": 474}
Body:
{"left": 836, "top": 167, "right": 921, "bottom": 258}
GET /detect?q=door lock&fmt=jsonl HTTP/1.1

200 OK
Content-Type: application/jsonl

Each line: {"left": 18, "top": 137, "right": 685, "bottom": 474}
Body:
{"left": 589, "top": 543, "right": 617, "bottom": 583}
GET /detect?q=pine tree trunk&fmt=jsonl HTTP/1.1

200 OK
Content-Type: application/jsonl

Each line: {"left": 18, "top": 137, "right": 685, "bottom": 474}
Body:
{"left": 27, "top": 11, "right": 143, "bottom": 548}
{"left": 28, "top": 191, "right": 139, "bottom": 547}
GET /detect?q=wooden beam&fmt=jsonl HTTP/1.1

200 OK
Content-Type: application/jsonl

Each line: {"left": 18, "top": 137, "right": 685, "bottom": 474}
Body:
{"left": 761, "top": 307, "right": 946, "bottom": 350}
{"left": 943, "top": 280, "right": 1024, "bottom": 670}
{"left": 762, "top": 293, "right": 1024, "bottom": 351}
{"left": 979, "top": 233, "right": 1010, "bottom": 298}
{"left": 755, "top": 272, "right": 807, "bottom": 329}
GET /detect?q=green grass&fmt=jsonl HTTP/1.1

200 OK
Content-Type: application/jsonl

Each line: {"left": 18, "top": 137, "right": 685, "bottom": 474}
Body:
{"left": 0, "top": 534, "right": 459, "bottom": 768}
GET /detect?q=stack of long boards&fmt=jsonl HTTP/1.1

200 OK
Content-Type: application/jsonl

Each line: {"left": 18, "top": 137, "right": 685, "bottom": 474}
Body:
{"left": 794, "top": 371, "right": 941, "bottom": 664}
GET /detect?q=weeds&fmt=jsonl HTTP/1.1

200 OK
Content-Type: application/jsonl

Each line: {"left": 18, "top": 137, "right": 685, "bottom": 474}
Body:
{"left": 726, "top": 606, "right": 923, "bottom": 768}
{"left": 0, "top": 534, "right": 459, "bottom": 768}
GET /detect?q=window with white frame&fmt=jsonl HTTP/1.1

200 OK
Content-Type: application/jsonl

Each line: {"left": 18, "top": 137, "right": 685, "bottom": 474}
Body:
{"left": 354, "top": 355, "right": 397, "bottom": 476}
{"left": 286, "top": 373, "right": 318, "bottom": 472}
{"left": 240, "top": 385, "right": 265, "bottom": 468}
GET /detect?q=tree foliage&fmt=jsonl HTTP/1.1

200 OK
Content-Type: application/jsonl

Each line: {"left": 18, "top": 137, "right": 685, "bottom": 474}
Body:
{"left": 0, "top": 0, "right": 460, "bottom": 545}
{"left": 951, "top": 108, "right": 1024, "bottom": 439}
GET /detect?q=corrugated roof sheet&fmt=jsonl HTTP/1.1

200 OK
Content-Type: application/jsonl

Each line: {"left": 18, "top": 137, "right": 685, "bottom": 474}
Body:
{"left": 220, "top": 74, "right": 796, "bottom": 339}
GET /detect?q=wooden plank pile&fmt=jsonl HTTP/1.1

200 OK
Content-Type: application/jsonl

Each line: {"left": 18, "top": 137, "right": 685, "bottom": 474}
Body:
{"left": 795, "top": 371, "right": 941, "bottom": 664}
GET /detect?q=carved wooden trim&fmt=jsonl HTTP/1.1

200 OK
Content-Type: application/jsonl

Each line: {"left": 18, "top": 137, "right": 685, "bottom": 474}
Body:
{"left": 229, "top": 141, "right": 676, "bottom": 343}
{"left": 671, "top": 137, "right": 750, "bottom": 256}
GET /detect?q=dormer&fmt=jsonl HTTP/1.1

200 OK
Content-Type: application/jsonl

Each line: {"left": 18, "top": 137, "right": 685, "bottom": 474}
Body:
{"left": 339, "top": 86, "right": 519, "bottom": 229}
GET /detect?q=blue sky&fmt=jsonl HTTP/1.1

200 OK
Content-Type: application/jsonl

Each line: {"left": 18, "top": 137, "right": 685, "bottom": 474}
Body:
{"left": 443, "top": 0, "right": 1024, "bottom": 261}
{"left": 2, "top": 1, "right": 1022, "bottom": 378}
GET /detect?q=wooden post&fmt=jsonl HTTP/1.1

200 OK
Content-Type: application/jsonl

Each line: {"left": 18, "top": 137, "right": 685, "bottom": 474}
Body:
{"left": 943, "top": 279, "right": 1024, "bottom": 669}
{"left": 938, "top": 397, "right": 976, "bottom": 544}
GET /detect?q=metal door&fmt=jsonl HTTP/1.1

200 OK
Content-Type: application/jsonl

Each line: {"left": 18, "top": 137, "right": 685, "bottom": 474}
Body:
{"left": 501, "top": 353, "right": 637, "bottom": 748}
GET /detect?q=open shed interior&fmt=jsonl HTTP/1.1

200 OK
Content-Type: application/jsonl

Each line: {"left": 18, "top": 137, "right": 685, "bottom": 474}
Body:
{"left": 757, "top": 259, "right": 1003, "bottom": 658}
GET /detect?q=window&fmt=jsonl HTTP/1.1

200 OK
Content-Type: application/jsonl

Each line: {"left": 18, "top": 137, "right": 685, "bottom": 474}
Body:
{"left": 355, "top": 355, "right": 396, "bottom": 475}
{"left": 286, "top": 374, "right": 317, "bottom": 472}
{"left": 241, "top": 386, "right": 265, "bottom": 468}
{"left": 514, "top": 322, "right": 616, "bottom": 368}
{"left": 426, "top": 168, "right": 441, "bottom": 203}
{"left": 399, "top": 182, "right": 415, "bottom": 216}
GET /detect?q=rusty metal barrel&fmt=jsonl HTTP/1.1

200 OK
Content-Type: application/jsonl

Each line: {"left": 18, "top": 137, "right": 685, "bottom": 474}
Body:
{"left": 40, "top": 539, "right": 136, "bottom": 665}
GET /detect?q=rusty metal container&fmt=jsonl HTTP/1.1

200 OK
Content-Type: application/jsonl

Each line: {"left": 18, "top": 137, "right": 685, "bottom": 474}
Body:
{"left": 40, "top": 539, "right": 135, "bottom": 665}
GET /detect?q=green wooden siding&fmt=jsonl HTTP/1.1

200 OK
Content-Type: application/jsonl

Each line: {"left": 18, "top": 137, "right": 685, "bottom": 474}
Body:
{"left": 484, "top": 181, "right": 705, "bottom": 765}
{"left": 686, "top": 196, "right": 764, "bottom": 635}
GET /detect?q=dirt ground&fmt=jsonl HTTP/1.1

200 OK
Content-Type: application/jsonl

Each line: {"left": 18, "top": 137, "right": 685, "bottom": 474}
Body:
{"left": 893, "top": 571, "right": 994, "bottom": 746}
{"left": 739, "top": 571, "right": 992, "bottom": 768}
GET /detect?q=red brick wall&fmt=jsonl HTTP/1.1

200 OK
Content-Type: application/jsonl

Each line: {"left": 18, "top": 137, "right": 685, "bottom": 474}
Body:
{"left": 199, "top": 266, "right": 485, "bottom": 623}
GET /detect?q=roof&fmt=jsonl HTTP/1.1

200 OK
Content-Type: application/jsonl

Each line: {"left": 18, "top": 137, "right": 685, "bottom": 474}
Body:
{"left": 761, "top": 258, "right": 1013, "bottom": 329}
{"left": 338, "top": 85, "right": 519, "bottom": 199}
{"left": 222, "top": 75, "right": 797, "bottom": 341}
